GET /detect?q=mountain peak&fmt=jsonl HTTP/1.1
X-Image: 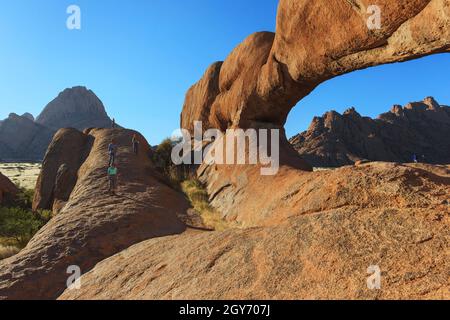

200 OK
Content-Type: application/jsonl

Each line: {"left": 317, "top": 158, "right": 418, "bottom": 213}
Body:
{"left": 343, "top": 107, "right": 361, "bottom": 117}
{"left": 390, "top": 104, "right": 403, "bottom": 115}
{"left": 36, "top": 86, "right": 112, "bottom": 130}
{"left": 423, "top": 96, "right": 440, "bottom": 110}
{"left": 21, "top": 113, "right": 35, "bottom": 121}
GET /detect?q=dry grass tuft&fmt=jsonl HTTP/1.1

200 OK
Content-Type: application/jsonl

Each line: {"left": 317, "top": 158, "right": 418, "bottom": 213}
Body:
{"left": 0, "top": 245, "right": 20, "bottom": 260}
{"left": 181, "top": 179, "right": 230, "bottom": 231}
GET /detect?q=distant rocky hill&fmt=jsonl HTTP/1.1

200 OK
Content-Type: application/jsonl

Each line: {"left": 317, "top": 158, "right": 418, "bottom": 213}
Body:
{"left": 0, "top": 87, "right": 113, "bottom": 161}
{"left": 290, "top": 97, "right": 450, "bottom": 167}
{"left": 0, "top": 113, "right": 55, "bottom": 161}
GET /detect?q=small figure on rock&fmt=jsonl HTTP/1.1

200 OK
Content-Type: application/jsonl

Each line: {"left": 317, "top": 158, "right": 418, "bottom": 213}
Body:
{"left": 111, "top": 118, "right": 116, "bottom": 129}
{"left": 413, "top": 154, "right": 418, "bottom": 163}
{"left": 108, "top": 139, "right": 117, "bottom": 166}
{"left": 132, "top": 134, "right": 140, "bottom": 155}
{"left": 107, "top": 163, "right": 118, "bottom": 195}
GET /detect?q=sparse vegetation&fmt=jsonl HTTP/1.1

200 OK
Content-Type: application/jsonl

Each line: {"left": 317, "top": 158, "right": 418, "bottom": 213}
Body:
{"left": 181, "top": 178, "right": 230, "bottom": 231}
{"left": 151, "top": 137, "right": 193, "bottom": 188}
{"left": 152, "top": 138, "right": 230, "bottom": 231}
{"left": 0, "top": 245, "right": 20, "bottom": 260}
{"left": 151, "top": 138, "right": 176, "bottom": 173}
{"left": 0, "top": 206, "right": 51, "bottom": 248}
{"left": 13, "top": 187, "right": 35, "bottom": 209}
{"left": 0, "top": 187, "right": 52, "bottom": 260}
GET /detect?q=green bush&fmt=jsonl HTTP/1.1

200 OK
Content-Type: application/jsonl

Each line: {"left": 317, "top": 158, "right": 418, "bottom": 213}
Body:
{"left": 151, "top": 137, "right": 194, "bottom": 188}
{"left": 151, "top": 138, "right": 230, "bottom": 230}
{"left": 3, "top": 187, "right": 34, "bottom": 209}
{"left": 151, "top": 138, "right": 175, "bottom": 172}
{"left": 181, "top": 178, "right": 230, "bottom": 231}
{"left": 0, "top": 187, "right": 52, "bottom": 250}
{"left": 0, "top": 206, "right": 51, "bottom": 248}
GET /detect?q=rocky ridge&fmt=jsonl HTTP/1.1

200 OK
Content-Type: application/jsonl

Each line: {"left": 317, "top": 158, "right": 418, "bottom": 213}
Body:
{"left": 290, "top": 97, "right": 450, "bottom": 167}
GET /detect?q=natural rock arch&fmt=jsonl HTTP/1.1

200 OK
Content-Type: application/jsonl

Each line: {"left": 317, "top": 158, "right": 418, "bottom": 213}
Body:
{"left": 182, "top": 0, "right": 449, "bottom": 136}
{"left": 180, "top": 0, "right": 450, "bottom": 225}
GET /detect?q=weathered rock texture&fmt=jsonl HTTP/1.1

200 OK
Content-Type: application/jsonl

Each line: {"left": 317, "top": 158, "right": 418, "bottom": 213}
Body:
{"left": 0, "top": 172, "right": 18, "bottom": 204}
{"left": 0, "top": 128, "right": 191, "bottom": 300}
{"left": 290, "top": 97, "right": 450, "bottom": 167}
{"left": 60, "top": 163, "right": 450, "bottom": 300}
{"left": 0, "top": 86, "right": 114, "bottom": 161}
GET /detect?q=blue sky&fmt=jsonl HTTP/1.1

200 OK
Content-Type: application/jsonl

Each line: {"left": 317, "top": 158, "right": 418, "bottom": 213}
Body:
{"left": 0, "top": 0, "right": 449, "bottom": 144}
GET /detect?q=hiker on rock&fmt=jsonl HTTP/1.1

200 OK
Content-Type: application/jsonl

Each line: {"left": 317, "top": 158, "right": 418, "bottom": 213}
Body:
{"left": 107, "top": 163, "right": 118, "bottom": 195}
{"left": 132, "top": 134, "right": 140, "bottom": 155}
{"left": 108, "top": 139, "right": 118, "bottom": 166}
{"left": 111, "top": 118, "right": 116, "bottom": 129}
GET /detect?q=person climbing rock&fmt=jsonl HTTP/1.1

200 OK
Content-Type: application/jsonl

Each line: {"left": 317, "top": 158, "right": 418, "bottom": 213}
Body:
{"left": 107, "top": 163, "right": 118, "bottom": 195}
{"left": 132, "top": 134, "right": 140, "bottom": 155}
{"left": 108, "top": 139, "right": 118, "bottom": 166}
{"left": 111, "top": 118, "right": 116, "bottom": 129}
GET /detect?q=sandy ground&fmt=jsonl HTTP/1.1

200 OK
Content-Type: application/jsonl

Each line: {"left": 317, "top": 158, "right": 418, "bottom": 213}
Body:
{"left": 0, "top": 163, "right": 41, "bottom": 190}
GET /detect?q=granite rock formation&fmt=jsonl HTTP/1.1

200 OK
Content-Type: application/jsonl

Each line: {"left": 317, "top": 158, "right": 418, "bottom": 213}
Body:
{"left": 290, "top": 97, "right": 450, "bottom": 167}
